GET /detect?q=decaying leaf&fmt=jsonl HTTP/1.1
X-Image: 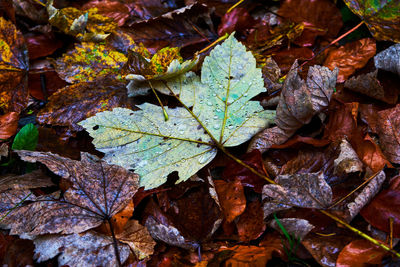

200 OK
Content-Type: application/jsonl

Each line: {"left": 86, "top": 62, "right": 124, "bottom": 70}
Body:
{"left": 214, "top": 179, "right": 246, "bottom": 223}
{"left": 0, "top": 17, "right": 28, "bottom": 113}
{"left": 0, "top": 151, "right": 139, "bottom": 236}
{"left": 33, "top": 231, "right": 130, "bottom": 266}
{"left": 269, "top": 218, "right": 314, "bottom": 241}
{"left": 343, "top": 0, "right": 400, "bottom": 42}
{"left": 46, "top": 0, "right": 117, "bottom": 42}
{"left": 336, "top": 239, "right": 387, "bottom": 267}
{"left": 262, "top": 172, "right": 332, "bottom": 218}
{"left": 376, "top": 104, "right": 400, "bottom": 164}
{"left": 37, "top": 79, "right": 130, "bottom": 132}
{"left": 249, "top": 61, "right": 338, "bottom": 153}
{"left": 361, "top": 175, "right": 400, "bottom": 238}
{"left": 53, "top": 42, "right": 127, "bottom": 84}
{"left": 0, "top": 170, "right": 53, "bottom": 191}
{"left": 344, "top": 70, "right": 397, "bottom": 104}
{"left": 80, "top": 34, "right": 276, "bottom": 189}
{"left": 116, "top": 219, "right": 156, "bottom": 260}
{"left": 0, "top": 112, "right": 18, "bottom": 140}
{"left": 218, "top": 245, "right": 276, "bottom": 267}
{"left": 324, "top": 38, "right": 376, "bottom": 83}
{"left": 374, "top": 43, "right": 400, "bottom": 76}
{"left": 237, "top": 200, "right": 266, "bottom": 242}
{"left": 333, "top": 139, "right": 363, "bottom": 176}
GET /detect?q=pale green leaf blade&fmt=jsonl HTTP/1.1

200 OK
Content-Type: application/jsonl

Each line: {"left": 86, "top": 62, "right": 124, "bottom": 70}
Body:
{"left": 195, "top": 33, "right": 274, "bottom": 144}
{"left": 79, "top": 105, "right": 216, "bottom": 189}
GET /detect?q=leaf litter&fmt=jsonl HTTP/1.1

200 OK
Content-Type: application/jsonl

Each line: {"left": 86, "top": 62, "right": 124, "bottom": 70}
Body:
{"left": 2, "top": 0, "right": 400, "bottom": 265}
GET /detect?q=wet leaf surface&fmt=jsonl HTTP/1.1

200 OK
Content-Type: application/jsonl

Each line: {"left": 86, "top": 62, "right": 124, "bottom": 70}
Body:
{"left": 0, "top": 112, "right": 18, "bottom": 140}
{"left": 0, "top": 17, "right": 28, "bottom": 113}
{"left": 336, "top": 239, "right": 387, "bottom": 267}
{"left": 214, "top": 178, "right": 246, "bottom": 223}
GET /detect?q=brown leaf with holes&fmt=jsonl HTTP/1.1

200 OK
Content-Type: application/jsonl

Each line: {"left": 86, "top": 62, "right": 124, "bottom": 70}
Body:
{"left": 249, "top": 61, "right": 338, "bottom": 153}
{"left": 0, "top": 151, "right": 139, "bottom": 236}
{"left": 0, "top": 112, "right": 18, "bottom": 140}
{"left": 0, "top": 17, "right": 28, "bottom": 113}
{"left": 324, "top": 38, "right": 376, "bottom": 83}
{"left": 376, "top": 104, "right": 400, "bottom": 164}
{"left": 336, "top": 239, "right": 387, "bottom": 267}
{"left": 214, "top": 179, "right": 246, "bottom": 223}
{"left": 37, "top": 79, "right": 130, "bottom": 133}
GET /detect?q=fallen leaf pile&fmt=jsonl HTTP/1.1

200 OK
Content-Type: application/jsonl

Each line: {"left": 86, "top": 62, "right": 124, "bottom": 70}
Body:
{"left": 1, "top": 0, "right": 400, "bottom": 266}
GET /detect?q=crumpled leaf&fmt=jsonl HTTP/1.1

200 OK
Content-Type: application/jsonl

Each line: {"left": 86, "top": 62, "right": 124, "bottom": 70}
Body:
{"left": 0, "top": 112, "right": 18, "bottom": 140}
{"left": 0, "top": 151, "right": 139, "bottom": 236}
{"left": 11, "top": 123, "right": 38, "bottom": 151}
{"left": 80, "top": 34, "right": 276, "bottom": 189}
{"left": 344, "top": 70, "right": 397, "bottom": 104}
{"left": 333, "top": 139, "right": 363, "bottom": 176}
{"left": 53, "top": 42, "right": 127, "bottom": 84}
{"left": 361, "top": 175, "right": 400, "bottom": 238}
{"left": 374, "top": 43, "right": 400, "bottom": 76}
{"left": 33, "top": 231, "right": 130, "bottom": 266}
{"left": 116, "top": 219, "right": 156, "bottom": 260}
{"left": 214, "top": 179, "right": 246, "bottom": 223}
{"left": 324, "top": 38, "right": 376, "bottom": 83}
{"left": 0, "top": 17, "right": 28, "bottom": 113}
{"left": 126, "top": 3, "right": 216, "bottom": 53}
{"left": 269, "top": 218, "right": 314, "bottom": 241}
{"left": 376, "top": 104, "right": 400, "bottom": 164}
{"left": 249, "top": 61, "right": 338, "bottom": 153}
{"left": 336, "top": 239, "right": 387, "bottom": 267}
{"left": 46, "top": 0, "right": 117, "bottom": 42}
{"left": 278, "top": 0, "right": 343, "bottom": 46}
{"left": 343, "top": 0, "right": 400, "bottom": 42}
{"left": 37, "top": 79, "right": 130, "bottom": 132}
{"left": 262, "top": 172, "right": 332, "bottom": 218}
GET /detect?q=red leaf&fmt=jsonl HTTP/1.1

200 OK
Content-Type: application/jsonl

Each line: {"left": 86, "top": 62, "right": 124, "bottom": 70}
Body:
{"left": 361, "top": 175, "right": 400, "bottom": 238}
{"left": 0, "top": 112, "right": 18, "bottom": 140}
{"left": 336, "top": 239, "right": 387, "bottom": 267}
{"left": 25, "top": 32, "right": 63, "bottom": 60}
{"left": 377, "top": 104, "right": 400, "bottom": 164}
{"left": 222, "top": 150, "right": 269, "bottom": 193}
{"left": 214, "top": 179, "right": 246, "bottom": 223}
{"left": 236, "top": 200, "right": 266, "bottom": 242}
{"left": 217, "top": 8, "right": 258, "bottom": 36}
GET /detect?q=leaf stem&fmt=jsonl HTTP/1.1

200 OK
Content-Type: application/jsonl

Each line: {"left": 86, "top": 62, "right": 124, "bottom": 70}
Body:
{"left": 107, "top": 218, "right": 122, "bottom": 267}
{"left": 196, "top": 33, "right": 229, "bottom": 55}
{"left": 148, "top": 81, "right": 169, "bottom": 121}
{"left": 227, "top": 0, "right": 244, "bottom": 13}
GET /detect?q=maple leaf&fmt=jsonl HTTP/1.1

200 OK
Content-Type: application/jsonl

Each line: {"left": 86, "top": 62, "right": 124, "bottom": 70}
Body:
{"left": 343, "top": 0, "right": 400, "bottom": 42}
{"left": 80, "top": 34, "right": 276, "bottom": 189}
{"left": 0, "top": 151, "right": 139, "bottom": 236}
{"left": 0, "top": 17, "right": 28, "bottom": 114}
{"left": 53, "top": 42, "right": 127, "bottom": 84}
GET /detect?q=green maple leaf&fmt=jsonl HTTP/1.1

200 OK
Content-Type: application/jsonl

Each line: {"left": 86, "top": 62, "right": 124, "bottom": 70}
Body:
{"left": 344, "top": 0, "right": 400, "bottom": 42}
{"left": 79, "top": 34, "right": 275, "bottom": 189}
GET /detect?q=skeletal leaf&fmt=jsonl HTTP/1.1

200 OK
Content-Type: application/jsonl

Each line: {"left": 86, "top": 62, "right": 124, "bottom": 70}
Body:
{"left": 80, "top": 34, "right": 276, "bottom": 189}
{"left": 0, "top": 151, "right": 139, "bottom": 236}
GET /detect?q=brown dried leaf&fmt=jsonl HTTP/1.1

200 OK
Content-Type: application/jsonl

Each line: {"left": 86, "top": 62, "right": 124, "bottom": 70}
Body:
{"left": 0, "top": 170, "right": 53, "bottom": 191}
{"left": 278, "top": 0, "right": 343, "bottom": 46}
{"left": 0, "top": 112, "right": 18, "bottom": 140}
{"left": 376, "top": 104, "right": 400, "bottom": 164}
{"left": 374, "top": 44, "right": 400, "bottom": 76}
{"left": 250, "top": 61, "right": 337, "bottom": 153}
{"left": 0, "top": 143, "right": 8, "bottom": 158}
{"left": 219, "top": 245, "right": 276, "bottom": 267}
{"left": 33, "top": 231, "right": 130, "bottom": 266}
{"left": 116, "top": 219, "right": 156, "bottom": 260}
{"left": 262, "top": 172, "right": 332, "bottom": 218}
{"left": 336, "top": 239, "right": 387, "bottom": 267}
{"left": 0, "top": 17, "right": 28, "bottom": 113}
{"left": 126, "top": 3, "right": 216, "bottom": 53}
{"left": 236, "top": 200, "right": 266, "bottom": 242}
{"left": 214, "top": 179, "right": 246, "bottom": 223}
{"left": 324, "top": 38, "right": 376, "bottom": 83}
{"left": 269, "top": 218, "right": 314, "bottom": 241}
{"left": 344, "top": 70, "right": 397, "bottom": 104}
{"left": 0, "top": 151, "right": 139, "bottom": 236}
{"left": 37, "top": 79, "right": 130, "bottom": 132}
{"left": 333, "top": 139, "right": 363, "bottom": 176}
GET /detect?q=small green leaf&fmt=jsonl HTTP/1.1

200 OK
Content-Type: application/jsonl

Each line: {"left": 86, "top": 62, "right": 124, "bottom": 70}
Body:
{"left": 12, "top": 123, "right": 38, "bottom": 151}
